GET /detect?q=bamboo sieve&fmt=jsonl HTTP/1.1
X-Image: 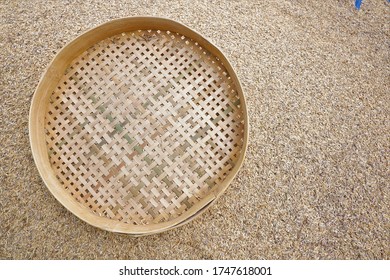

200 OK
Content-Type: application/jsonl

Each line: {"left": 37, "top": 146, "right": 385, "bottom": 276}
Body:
{"left": 29, "top": 17, "right": 248, "bottom": 235}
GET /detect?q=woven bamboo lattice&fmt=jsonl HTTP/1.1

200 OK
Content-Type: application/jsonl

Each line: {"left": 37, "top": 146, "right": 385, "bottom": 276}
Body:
{"left": 30, "top": 17, "right": 248, "bottom": 234}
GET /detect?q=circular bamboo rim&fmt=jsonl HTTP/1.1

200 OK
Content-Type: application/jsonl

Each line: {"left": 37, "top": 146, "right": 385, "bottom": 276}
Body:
{"left": 29, "top": 17, "right": 248, "bottom": 235}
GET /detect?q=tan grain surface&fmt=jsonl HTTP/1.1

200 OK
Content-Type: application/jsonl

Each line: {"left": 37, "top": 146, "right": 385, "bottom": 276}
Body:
{"left": 1, "top": 0, "right": 389, "bottom": 259}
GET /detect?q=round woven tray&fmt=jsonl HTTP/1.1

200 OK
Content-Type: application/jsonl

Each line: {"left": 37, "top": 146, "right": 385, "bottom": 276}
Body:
{"left": 29, "top": 17, "right": 248, "bottom": 235}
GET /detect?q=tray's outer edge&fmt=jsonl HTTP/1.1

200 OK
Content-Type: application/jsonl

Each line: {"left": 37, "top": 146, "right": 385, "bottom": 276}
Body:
{"left": 29, "top": 16, "right": 249, "bottom": 235}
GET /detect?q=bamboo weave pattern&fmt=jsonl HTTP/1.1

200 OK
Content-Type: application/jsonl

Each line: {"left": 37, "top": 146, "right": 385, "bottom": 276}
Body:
{"left": 45, "top": 30, "right": 244, "bottom": 225}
